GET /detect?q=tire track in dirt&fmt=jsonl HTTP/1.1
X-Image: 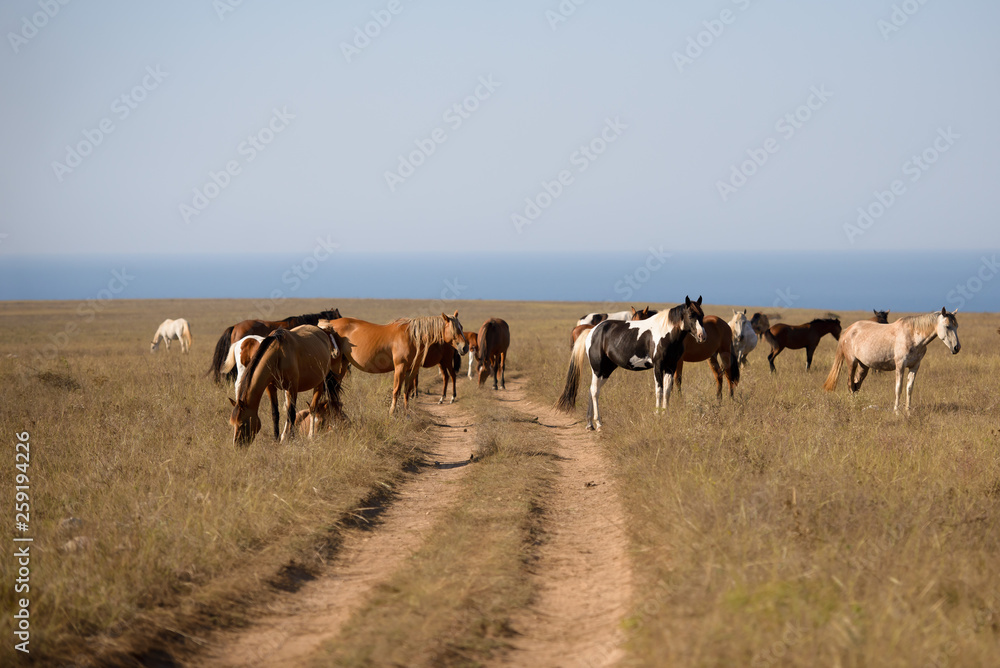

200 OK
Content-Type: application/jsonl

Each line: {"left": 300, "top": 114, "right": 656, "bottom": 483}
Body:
{"left": 193, "top": 395, "right": 477, "bottom": 668}
{"left": 494, "top": 380, "right": 633, "bottom": 668}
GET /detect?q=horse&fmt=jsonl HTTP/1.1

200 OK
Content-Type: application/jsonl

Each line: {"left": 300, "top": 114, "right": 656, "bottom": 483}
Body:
{"left": 763, "top": 318, "right": 841, "bottom": 373}
{"left": 870, "top": 309, "right": 890, "bottom": 323}
{"left": 409, "top": 343, "right": 463, "bottom": 404}
{"left": 477, "top": 318, "right": 510, "bottom": 390}
{"left": 750, "top": 312, "right": 771, "bottom": 338}
{"left": 229, "top": 325, "right": 343, "bottom": 445}
{"left": 557, "top": 297, "right": 707, "bottom": 431}
{"left": 151, "top": 318, "right": 192, "bottom": 353}
{"left": 729, "top": 309, "right": 758, "bottom": 367}
{"left": 571, "top": 306, "right": 658, "bottom": 347}
{"left": 823, "top": 308, "right": 960, "bottom": 414}
{"left": 207, "top": 308, "right": 341, "bottom": 384}
{"left": 673, "top": 316, "right": 740, "bottom": 398}
{"left": 464, "top": 332, "right": 479, "bottom": 379}
{"left": 294, "top": 396, "right": 333, "bottom": 436}
{"left": 575, "top": 309, "right": 635, "bottom": 327}
{"left": 219, "top": 335, "right": 280, "bottom": 438}
{"left": 324, "top": 312, "right": 468, "bottom": 414}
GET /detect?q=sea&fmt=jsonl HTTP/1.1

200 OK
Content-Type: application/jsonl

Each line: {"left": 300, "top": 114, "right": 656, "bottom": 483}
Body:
{"left": 1, "top": 251, "right": 998, "bottom": 313}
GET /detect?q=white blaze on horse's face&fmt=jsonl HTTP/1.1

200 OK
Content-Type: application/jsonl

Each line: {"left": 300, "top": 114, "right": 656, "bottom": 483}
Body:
{"left": 937, "top": 310, "right": 961, "bottom": 354}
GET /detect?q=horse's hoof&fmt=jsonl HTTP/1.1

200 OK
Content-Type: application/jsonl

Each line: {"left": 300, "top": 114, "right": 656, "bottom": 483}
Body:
{"left": 438, "top": 398, "right": 444, "bottom": 404}
{"left": 585, "top": 424, "right": 595, "bottom": 431}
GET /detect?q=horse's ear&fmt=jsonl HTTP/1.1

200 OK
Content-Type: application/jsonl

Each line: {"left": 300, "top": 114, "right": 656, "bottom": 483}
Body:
{"left": 228, "top": 397, "right": 236, "bottom": 407}
{"left": 685, "top": 296, "right": 691, "bottom": 306}
{"left": 696, "top": 295, "right": 703, "bottom": 306}
{"left": 630, "top": 306, "right": 637, "bottom": 315}
{"left": 441, "top": 312, "right": 449, "bottom": 322}
{"left": 742, "top": 308, "right": 747, "bottom": 315}
{"left": 941, "top": 306, "right": 947, "bottom": 316}
{"left": 452, "top": 310, "right": 459, "bottom": 319}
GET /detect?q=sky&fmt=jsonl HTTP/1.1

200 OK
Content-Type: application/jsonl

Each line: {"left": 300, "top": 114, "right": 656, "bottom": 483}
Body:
{"left": 0, "top": 0, "right": 998, "bottom": 258}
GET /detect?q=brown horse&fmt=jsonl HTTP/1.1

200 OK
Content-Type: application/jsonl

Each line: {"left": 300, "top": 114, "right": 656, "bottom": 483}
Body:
{"left": 294, "top": 396, "right": 333, "bottom": 436}
{"left": 870, "top": 309, "right": 890, "bottom": 323}
{"left": 208, "top": 308, "right": 341, "bottom": 383}
{"left": 673, "top": 316, "right": 740, "bottom": 398}
{"left": 570, "top": 306, "right": 657, "bottom": 347}
{"left": 477, "top": 318, "right": 510, "bottom": 390}
{"left": 325, "top": 312, "right": 467, "bottom": 414}
{"left": 409, "top": 343, "right": 463, "bottom": 404}
{"left": 228, "top": 325, "right": 342, "bottom": 446}
{"left": 464, "top": 331, "right": 479, "bottom": 379}
{"left": 763, "top": 318, "right": 841, "bottom": 373}
{"left": 750, "top": 312, "right": 771, "bottom": 338}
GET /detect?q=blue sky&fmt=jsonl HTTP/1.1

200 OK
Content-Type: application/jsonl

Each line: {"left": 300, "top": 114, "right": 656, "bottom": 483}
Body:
{"left": 1, "top": 0, "right": 998, "bottom": 256}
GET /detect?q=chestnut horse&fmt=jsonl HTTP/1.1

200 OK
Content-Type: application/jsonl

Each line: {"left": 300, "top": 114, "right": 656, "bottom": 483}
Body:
{"left": 409, "top": 343, "right": 463, "bottom": 404}
{"left": 325, "top": 312, "right": 468, "bottom": 414}
{"left": 571, "top": 306, "right": 657, "bottom": 347}
{"left": 477, "top": 318, "right": 510, "bottom": 390}
{"left": 229, "top": 325, "right": 343, "bottom": 445}
{"left": 763, "top": 318, "right": 841, "bottom": 373}
{"left": 464, "top": 331, "right": 479, "bottom": 379}
{"left": 208, "top": 308, "right": 341, "bottom": 383}
{"left": 673, "top": 316, "right": 740, "bottom": 398}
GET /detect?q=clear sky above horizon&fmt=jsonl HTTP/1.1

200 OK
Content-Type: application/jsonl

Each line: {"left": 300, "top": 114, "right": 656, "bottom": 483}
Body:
{"left": 1, "top": 0, "right": 998, "bottom": 257}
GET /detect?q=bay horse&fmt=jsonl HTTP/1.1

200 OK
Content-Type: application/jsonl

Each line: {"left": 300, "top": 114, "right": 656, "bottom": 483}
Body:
{"left": 673, "top": 316, "right": 740, "bottom": 398}
{"left": 557, "top": 297, "right": 707, "bottom": 431}
{"left": 763, "top": 318, "right": 841, "bottom": 373}
{"left": 870, "top": 309, "right": 890, "bottom": 323}
{"left": 750, "top": 312, "right": 771, "bottom": 338}
{"left": 728, "top": 309, "right": 758, "bottom": 367}
{"left": 823, "top": 308, "right": 960, "bottom": 414}
{"left": 229, "top": 325, "right": 343, "bottom": 445}
{"left": 409, "top": 343, "right": 463, "bottom": 404}
{"left": 464, "top": 331, "right": 479, "bottom": 379}
{"left": 220, "top": 335, "right": 280, "bottom": 439}
{"left": 151, "top": 318, "right": 192, "bottom": 353}
{"left": 324, "top": 312, "right": 468, "bottom": 414}
{"left": 571, "top": 306, "right": 657, "bottom": 347}
{"left": 477, "top": 318, "right": 510, "bottom": 390}
{"left": 208, "top": 308, "right": 341, "bottom": 384}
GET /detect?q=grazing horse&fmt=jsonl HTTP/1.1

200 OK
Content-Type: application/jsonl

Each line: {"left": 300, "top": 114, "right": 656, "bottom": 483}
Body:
{"left": 729, "top": 309, "right": 758, "bottom": 367}
{"left": 220, "top": 335, "right": 280, "bottom": 439}
{"left": 229, "top": 325, "right": 343, "bottom": 445}
{"left": 763, "top": 318, "right": 841, "bottom": 373}
{"left": 151, "top": 318, "right": 192, "bottom": 353}
{"left": 870, "top": 309, "right": 890, "bottom": 323}
{"left": 325, "top": 312, "right": 468, "bottom": 414}
{"left": 571, "top": 306, "right": 657, "bottom": 347}
{"left": 823, "top": 308, "right": 960, "bottom": 414}
{"left": 674, "top": 316, "right": 740, "bottom": 398}
{"left": 477, "top": 318, "right": 510, "bottom": 390}
{"left": 208, "top": 308, "right": 341, "bottom": 384}
{"left": 464, "top": 331, "right": 479, "bottom": 379}
{"left": 557, "top": 297, "right": 707, "bottom": 431}
{"left": 409, "top": 343, "right": 463, "bottom": 404}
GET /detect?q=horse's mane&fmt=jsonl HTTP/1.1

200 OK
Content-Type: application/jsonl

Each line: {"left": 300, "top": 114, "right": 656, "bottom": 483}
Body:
{"left": 395, "top": 316, "right": 452, "bottom": 347}
{"left": 237, "top": 331, "right": 281, "bottom": 403}
{"left": 900, "top": 311, "right": 953, "bottom": 332}
{"left": 809, "top": 317, "right": 840, "bottom": 325}
{"left": 283, "top": 308, "right": 341, "bottom": 326}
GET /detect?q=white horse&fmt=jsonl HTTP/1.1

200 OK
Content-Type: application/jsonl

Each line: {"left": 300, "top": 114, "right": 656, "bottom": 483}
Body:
{"left": 823, "top": 307, "right": 960, "bottom": 414}
{"left": 728, "top": 309, "right": 758, "bottom": 367}
{"left": 576, "top": 309, "right": 638, "bottom": 327}
{"left": 151, "top": 318, "right": 192, "bottom": 353}
{"left": 221, "top": 335, "right": 265, "bottom": 396}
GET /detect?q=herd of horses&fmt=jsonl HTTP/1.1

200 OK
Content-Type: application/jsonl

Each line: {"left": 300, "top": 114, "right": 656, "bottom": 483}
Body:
{"left": 154, "top": 301, "right": 962, "bottom": 442}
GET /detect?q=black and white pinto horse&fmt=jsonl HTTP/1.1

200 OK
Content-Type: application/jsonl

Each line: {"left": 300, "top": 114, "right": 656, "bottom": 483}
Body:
{"left": 557, "top": 297, "right": 707, "bottom": 431}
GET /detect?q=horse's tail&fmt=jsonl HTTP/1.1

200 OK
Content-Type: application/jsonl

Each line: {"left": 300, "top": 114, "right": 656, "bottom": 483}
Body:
{"left": 207, "top": 326, "right": 234, "bottom": 383}
{"left": 823, "top": 342, "right": 846, "bottom": 392}
{"left": 240, "top": 331, "right": 280, "bottom": 402}
{"left": 724, "top": 337, "right": 740, "bottom": 386}
{"left": 220, "top": 341, "right": 238, "bottom": 376}
{"left": 762, "top": 327, "right": 778, "bottom": 350}
{"left": 452, "top": 350, "right": 462, "bottom": 374}
{"left": 324, "top": 365, "right": 346, "bottom": 418}
{"left": 182, "top": 320, "right": 193, "bottom": 347}
{"left": 556, "top": 331, "right": 589, "bottom": 412}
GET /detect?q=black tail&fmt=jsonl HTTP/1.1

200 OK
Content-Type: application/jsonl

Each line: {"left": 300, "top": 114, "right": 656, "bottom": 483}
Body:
{"left": 726, "top": 344, "right": 741, "bottom": 386}
{"left": 207, "top": 326, "right": 235, "bottom": 384}
{"left": 452, "top": 350, "right": 462, "bottom": 373}
{"left": 324, "top": 367, "right": 347, "bottom": 418}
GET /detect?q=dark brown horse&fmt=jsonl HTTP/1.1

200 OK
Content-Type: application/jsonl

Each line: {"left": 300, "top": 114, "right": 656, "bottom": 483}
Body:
{"left": 409, "top": 342, "right": 463, "bottom": 404}
{"left": 870, "top": 309, "right": 890, "bottom": 323}
{"left": 673, "top": 316, "right": 740, "bottom": 398}
{"left": 477, "top": 318, "right": 510, "bottom": 390}
{"left": 763, "top": 318, "right": 841, "bottom": 373}
{"left": 208, "top": 308, "right": 341, "bottom": 383}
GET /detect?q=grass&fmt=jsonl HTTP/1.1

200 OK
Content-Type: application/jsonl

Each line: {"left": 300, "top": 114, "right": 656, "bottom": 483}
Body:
{"left": 1, "top": 297, "right": 998, "bottom": 666}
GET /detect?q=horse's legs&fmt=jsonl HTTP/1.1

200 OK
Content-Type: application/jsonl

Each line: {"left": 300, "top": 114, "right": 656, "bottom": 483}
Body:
{"left": 499, "top": 351, "right": 506, "bottom": 390}
{"left": 267, "top": 385, "right": 280, "bottom": 439}
{"left": 805, "top": 344, "right": 816, "bottom": 371}
{"left": 280, "top": 390, "right": 297, "bottom": 441}
{"left": 905, "top": 363, "right": 920, "bottom": 413}
{"left": 588, "top": 373, "right": 608, "bottom": 431}
{"left": 448, "top": 365, "right": 457, "bottom": 403}
{"left": 768, "top": 346, "right": 782, "bottom": 373}
{"left": 854, "top": 365, "right": 870, "bottom": 392}
{"left": 467, "top": 350, "right": 475, "bottom": 379}
{"left": 674, "top": 360, "right": 684, "bottom": 394}
{"left": 390, "top": 363, "right": 405, "bottom": 414}
{"left": 491, "top": 354, "right": 500, "bottom": 390}
{"left": 893, "top": 367, "right": 905, "bottom": 413}
{"left": 708, "top": 355, "right": 724, "bottom": 399}
{"left": 438, "top": 363, "right": 448, "bottom": 404}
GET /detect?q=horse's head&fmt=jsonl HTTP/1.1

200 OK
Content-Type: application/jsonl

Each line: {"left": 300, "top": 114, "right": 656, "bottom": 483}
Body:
{"left": 730, "top": 309, "right": 748, "bottom": 343}
{"left": 750, "top": 312, "right": 771, "bottom": 336}
{"left": 682, "top": 296, "right": 707, "bottom": 343}
{"left": 229, "top": 398, "right": 261, "bottom": 446}
{"left": 441, "top": 311, "right": 468, "bottom": 355}
{"left": 830, "top": 319, "right": 842, "bottom": 340}
{"left": 465, "top": 331, "right": 479, "bottom": 359}
{"left": 937, "top": 307, "right": 961, "bottom": 354}
{"left": 150, "top": 339, "right": 159, "bottom": 353}
{"left": 872, "top": 309, "right": 890, "bottom": 324}
{"left": 631, "top": 306, "right": 657, "bottom": 321}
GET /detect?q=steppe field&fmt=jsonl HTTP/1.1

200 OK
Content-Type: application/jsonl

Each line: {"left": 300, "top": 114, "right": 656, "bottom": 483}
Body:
{"left": 2, "top": 298, "right": 999, "bottom": 667}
